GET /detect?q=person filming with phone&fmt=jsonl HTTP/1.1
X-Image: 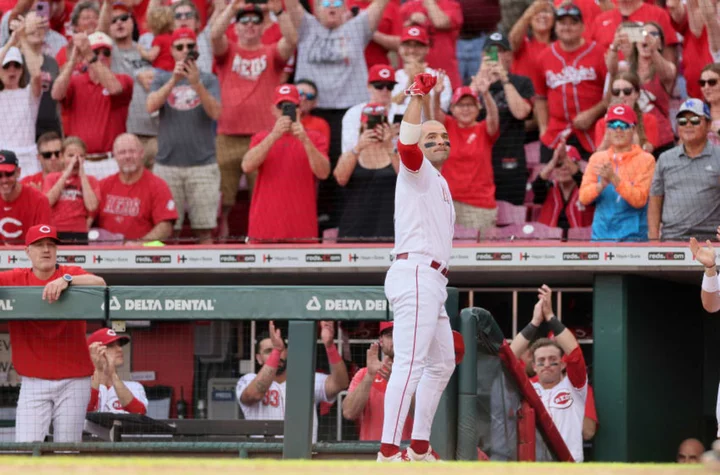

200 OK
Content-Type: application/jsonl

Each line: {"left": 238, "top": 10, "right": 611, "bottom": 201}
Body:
{"left": 242, "top": 84, "right": 330, "bottom": 243}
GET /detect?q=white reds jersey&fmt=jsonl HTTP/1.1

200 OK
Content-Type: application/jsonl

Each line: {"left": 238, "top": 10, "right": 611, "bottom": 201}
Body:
{"left": 392, "top": 143, "right": 455, "bottom": 264}
{"left": 97, "top": 382, "right": 149, "bottom": 414}
{"left": 235, "top": 372, "right": 334, "bottom": 443}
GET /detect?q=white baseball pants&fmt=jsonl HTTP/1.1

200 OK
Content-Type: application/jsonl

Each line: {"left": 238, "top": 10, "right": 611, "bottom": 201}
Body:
{"left": 381, "top": 258, "right": 455, "bottom": 445}
{"left": 15, "top": 377, "right": 91, "bottom": 442}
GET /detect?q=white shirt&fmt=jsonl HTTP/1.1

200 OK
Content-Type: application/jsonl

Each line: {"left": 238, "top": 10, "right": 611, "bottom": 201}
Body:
{"left": 0, "top": 86, "right": 40, "bottom": 150}
{"left": 341, "top": 101, "right": 402, "bottom": 154}
{"left": 97, "top": 381, "right": 149, "bottom": 414}
{"left": 392, "top": 66, "right": 452, "bottom": 116}
{"left": 235, "top": 372, "right": 334, "bottom": 443}
{"left": 532, "top": 374, "right": 587, "bottom": 462}
{"left": 392, "top": 147, "right": 455, "bottom": 265}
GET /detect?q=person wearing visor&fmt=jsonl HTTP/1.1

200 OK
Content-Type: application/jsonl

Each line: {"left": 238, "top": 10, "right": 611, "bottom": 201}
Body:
{"left": 579, "top": 104, "right": 655, "bottom": 242}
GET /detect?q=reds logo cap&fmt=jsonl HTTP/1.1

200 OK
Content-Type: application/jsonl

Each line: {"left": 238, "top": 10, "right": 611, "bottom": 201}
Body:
{"left": 605, "top": 104, "right": 637, "bottom": 125}
{"left": 25, "top": 224, "right": 59, "bottom": 247}
{"left": 274, "top": 84, "right": 300, "bottom": 105}
{"left": 400, "top": 26, "right": 429, "bottom": 45}
{"left": 171, "top": 27, "right": 197, "bottom": 45}
{"left": 88, "top": 31, "right": 113, "bottom": 51}
{"left": 0, "top": 149, "right": 19, "bottom": 173}
{"left": 451, "top": 86, "right": 478, "bottom": 106}
{"left": 87, "top": 328, "right": 131, "bottom": 347}
{"left": 368, "top": 64, "right": 397, "bottom": 85}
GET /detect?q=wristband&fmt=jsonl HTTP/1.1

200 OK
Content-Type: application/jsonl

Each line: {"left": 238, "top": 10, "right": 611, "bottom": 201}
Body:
{"left": 520, "top": 322, "right": 539, "bottom": 341}
{"left": 548, "top": 316, "right": 566, "bottom": 336}
{"left": 265, "top": 348, "right": 282, "bottom": 369}
{"left": 325, "top": 344, "right": 342, "bottom": 365}
{"left": 703, "top": 273, "right": 719, "bottom": 293}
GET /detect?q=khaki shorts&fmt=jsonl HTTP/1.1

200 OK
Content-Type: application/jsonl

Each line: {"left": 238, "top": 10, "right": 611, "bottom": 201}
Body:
{"left": 137, "top": 135, "right": 159, "bottom": 170}
{"left": 453, "top": 201, "right": 497, "bottom": 231}
{"left": 216, "top": 134, "right": 256, "bottom": 207}
{"left": 154, "top": 163, "right": 221, "bottom": 230}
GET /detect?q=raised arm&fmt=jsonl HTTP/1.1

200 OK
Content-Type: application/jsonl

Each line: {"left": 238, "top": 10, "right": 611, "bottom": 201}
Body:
{"left": 52, "top": 44, "right": 80, "bottom": 100}
{"left": 147, "top": 66, "right": 181, "bottom": 113}
{"left": 239, "top": 322, "right": 285, "bottom": 405}
{"left": 510, "top": 295, "right": 545, "bottom": 358}
{"left": 342, "top": 345, "right": 384, "bottom": 420}
{"left": 367, "top": 0, "right": 392, "bottom": 32}
{"left": 269, "top": 0, "right": 298, "bottom": 60}
{"left": 432, "top": 70, "right": 447, "bottom": 123}
{"left": 211, "top": 0, "right": 241, "bottom": 57}
{"left": 690, "top": 236, "right": 720, "bottom": 313}
{"left": 320, "top": 321, "right": 349, "bottom": 399}
{"left": 78, "top": 163, "right": 99, "bottom": 212}
{"left": 540, "top": 285, "right": 585, "bottom": 388}
{"left": 509, "top": 1, "right": 540, "bottom": 52}
{"left": 474, "top": 74, "right": 499, "bottom": 136}
{"left": 283, "top": 0, "right": 305, "bottom": 30}
{"left": 106, "top": 351, "right": 146, "bottom": 414}
{"left": 293, "top": 121, "right": 330, "bottom": 179}
{"left": 98, "top": 0, "right": 112, "bottom": 34}
{"left": 420, "top": 0, "right": 452, "bottom": 30}
{"left": 700, "top": 0, "right": 720, "bottom": 59}
{"left": 400, "top": 73, "right": 437, "bottom": 171}
{"left": 186, "top": 61, "right": 222, "bottom": 120}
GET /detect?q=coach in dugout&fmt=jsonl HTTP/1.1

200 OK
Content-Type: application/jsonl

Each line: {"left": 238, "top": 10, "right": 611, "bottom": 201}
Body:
{"left": 0, "top": 224, "right": 106, "bottom": 442}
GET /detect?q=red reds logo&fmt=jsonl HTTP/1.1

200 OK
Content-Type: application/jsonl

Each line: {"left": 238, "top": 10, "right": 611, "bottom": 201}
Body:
{"left": 168, "top": 85, "right": 201, "bottom": 111}
{"left": 378, "top": 68, "right": 391, "bottom": 79}
{"left": 0, "top": 217, "right": 22, "bottom": 239}
{"left": 612, "top": 106, "right": 625, "bottom": 115}
{"left": 39, "top": 225, "right": 51, "bottom": 234}
{"left": 106, "top": 329, "right": 117, "bottom": 336}
{"left": 553, "top": 390, "right": 573, "bottom": 408}
{"left": 408, "top": 27, "right": 421, "bottom": 36}
{"left": 112, "top": 400, "right": 123, "bottom": 410}
{"left": 278, "top": 85, "right": 292, "bottom": 95}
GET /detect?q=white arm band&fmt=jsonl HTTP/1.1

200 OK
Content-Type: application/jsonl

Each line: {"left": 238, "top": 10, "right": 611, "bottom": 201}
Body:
{"left": 399, "top": 121, "right": 422, "bottom": 145}
{"left": 703, "top": 273, "right": 719, "bottom": 293}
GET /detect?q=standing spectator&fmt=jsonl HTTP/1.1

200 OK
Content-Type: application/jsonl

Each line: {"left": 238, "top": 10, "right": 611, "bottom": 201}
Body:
{"left": 700, "top": 64, "right": 720, "bottom": 145}
{"left": 96, "top": 133, "right": 178, "bottom": 244}
{"left": 87, "top": 328, "right": 148, "bottom": 415}
{"left": 579, "top": 104, "right": 655, "bottom": 242}
{"left": 346, "top": 0, "right": 401, "bottom": 69}
{"left": 51, "top": 31, "right": 133, "bottom": 179}
{"left": 54, "top": 1, "right": 100, "bottom": 68}
{"left": 343, "top": 322, "right": 413, "bottom": 441}
{"left": 147, "top": 27, "right": 222, "bottom": 245}
{"left": 0, "top": 150, "right": 52, "bottom": 244}
{"left": 170, "top": 0, "right": 213, "bottom": 74}
{"left": 138, "top": 7, "right": 175, "bottom": 71}
{"left": 399, "top": 0, "right": 463, "bottom": 89}
{"left": 334, "top": 107, "right": 398, "bottom": 241}
{"left": 669, "top": 0, "right": 713, "bottom": 102}
{"left": 0, "top": 224, "right": 106, "bottom": 442}
{"left": 677, "top": 439, "right": 705, "bottom": 463}
{"left": 0, "top": 0, "right": 68, "bottom": 58}
{"left": 297, "top": 78, "right": 331, "bottom": 144}
{"left": 211, "top": 1, "right": 296, "bottom": 238}
{"left": 391, "top": 26, "right": 451, "bottom": 117}
{"left": 456, "top": 0, "right": 500, "bottom": 86}
{"left": 534, "top": 4, "right": 607, "bottom": 163}
{"left": 481, "top": 31, "right": 534, "bottom": 205}
{"left": 433, "top": 75, "right": 500, "bottom": 233}
{"left": 508, "top": 0, "right": 554, "bottom": 93}
{"left": 649, "top": 99, "right": 720, "bottom": 241}
{"left": 242, "top": 85, "right": 329, "bottom": 242}
{"left": 43, "top": 136, "right": 100, "bottom": 243}
{"left": 22, "top": 131, "right": 64, "bottom": 190}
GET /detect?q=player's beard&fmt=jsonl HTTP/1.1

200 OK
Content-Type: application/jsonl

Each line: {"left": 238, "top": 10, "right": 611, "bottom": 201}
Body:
{"left": 276, "top": 359, "right": 287, "bottom": 376}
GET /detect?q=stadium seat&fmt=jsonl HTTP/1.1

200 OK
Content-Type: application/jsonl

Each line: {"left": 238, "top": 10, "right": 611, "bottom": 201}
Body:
{"left": 496, "top": 201, "right": 528, "bottom": 226}
{"left": 484, "top": 222, "right": 563, "bottom": 241}
{"left": 524, "top": 141, "right": 541, "bottom": 168}
{"left": 527, "top": 204, "right": 542, "bottom": 222}
{"left": 453, "top": 223, "right": 479, "bottom": 242}
{"left": 567, "top": 226, "right": 593, "bottom": 241}
{"left": 323, "top": 228, "right": 339, "bottom": 243}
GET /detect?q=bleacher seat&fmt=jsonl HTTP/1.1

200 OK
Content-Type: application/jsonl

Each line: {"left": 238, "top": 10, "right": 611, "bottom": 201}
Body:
{"left": 567, "top": 226, "right": 593, "bottom": 241}
{"left": 453, "top": 223, "right": 479, "bottom": 242}
{"left": 496, "top": 201, "right": 528, "bottom": 226}
{"left": 484, "top": 222, "right": 563, "bottom": 241}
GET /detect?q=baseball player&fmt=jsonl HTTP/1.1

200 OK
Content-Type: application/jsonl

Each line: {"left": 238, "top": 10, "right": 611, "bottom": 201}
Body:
{"left": 86, "top": 328, "right": 148, "bottom": 415}
{"left": 0, "top": 224, "right": 106, "bottom": 442}
{"left": 510, "top": 285, "right": 587, "bottom": 462}
{"left": 690, "top": 233, "right": 720, "bottom": 313}
{"left": 378, "top": 72, "right": 456, "bottom": 462}
{"left": 235, "top": 321, "right": 349, "bottom": 442}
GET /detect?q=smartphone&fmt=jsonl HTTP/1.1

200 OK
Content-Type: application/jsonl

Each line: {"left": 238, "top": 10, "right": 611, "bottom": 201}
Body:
{"left": 486, "top": 45, "right": 498, "bottom": 62}
{"left": 186, "top": 49, "right": 199, "bottom": 62}
{"left": 393, "top": 114, "right": 404, "bottom": 124}
{"left": 365, "top": 114, "right": 386, "bottom": 134}
{"left": 35, "top": 0, "right": 50, "bottom": 20}
{"left": 281, "top": 102, "right": 297, "bottom": 122}
{"left": 623, "top": 24, "right": 646, "bottom": 43}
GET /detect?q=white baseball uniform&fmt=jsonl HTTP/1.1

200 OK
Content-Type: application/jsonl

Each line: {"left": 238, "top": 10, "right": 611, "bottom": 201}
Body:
{"left": 236, "top": 372, "right": 334, "bottom": 443}
{"left": 92, "top": 382, "right": 149, "bottom": 414}
{"left": 381, "top": 124, "right": 457, "bottom": 446}
{"left": 531, "top": 347, "right": 588, "bottom": 462}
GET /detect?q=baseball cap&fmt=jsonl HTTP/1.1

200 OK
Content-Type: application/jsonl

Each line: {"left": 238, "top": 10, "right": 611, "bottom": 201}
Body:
{"left": 606, "top": 104, "right": 637, "bottom": 125}
{"left": 89, "top": 31, "right": 113, "bottom": 51}
{"left": 0, "top": 150, "right": 19, "bottom": 173}
{"left": 87, "top": 328, "right": 131, "bottom": 347}
{"left": 25, "top": 224, "right": 59, "bottom": 247}
{"left": 274, "top": 84, "right": 300, "bottom": 105}
{"left": 485, "top": 31, "right": 510, "bottom": 51}
{"left": 676, "top": 98, "right": 711, "bottom": 119}
{"left": 236, "top": 4, "right": 263, "bottom": 21}
{"left": 451, "top": 86, "right": 478, "bottom": 106}
{"left": 452, "top": 330, "right": 465, "bottom": 365}
{"left": 379, "top": 321, "right": 393, "bottom": 334}
{"left": 401, "top": 26, "right": 429, "bottom": 45}
{"left": 2, "top": 47, "right": 23, "bottom": 67}
{"left": 368, "top": 64, "right": 396, "bottom": 84}
{"left": 171, "top": 27, "right": 197, "bottom": 44}
{"left": 555, "top": 3, "right": 582, "bottom": 21}
{"left": 111, "top": 2, "right": 132, "bottom": 13}
{"left": 565, "top": 144, "right": 581, "bottom": 162}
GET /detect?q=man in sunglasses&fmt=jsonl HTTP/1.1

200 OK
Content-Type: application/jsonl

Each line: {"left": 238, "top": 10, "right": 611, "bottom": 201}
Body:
{"left": 297, "top": 78, "right": 331, "bottom": 144}
{"left": 169, "top": 1, "right": 213, "bottom": 74}
{"left": 21, "top": 131, "right": 65, "bottom": 191}
{"left": 650, "top": 99, "right": 720, "bottom": 241}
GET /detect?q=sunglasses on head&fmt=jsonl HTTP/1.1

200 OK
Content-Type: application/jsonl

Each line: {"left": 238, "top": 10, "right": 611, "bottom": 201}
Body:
{"left": 112, "top": 13, "right": 130, "bottom": 24}
{"left": 174, "top": 42, "right": 196, "bottom": 51}
{"left": 700, "top": 78, "right": 719, "bottom": 87}
{"left": 612, "top": 87, "right": 634, "bottom": 97}
{"left": 40, "top": 150, "right": 61, "bottom": 159}
{"left": 321, "top": 0, "right": 344, "bottom": 7}
{"left": 238, "top": 15, "right": 262, "bottom": 25}
{"left": 299, "top": 90, "right": 317, "bottom": 100}
{"left": 175, "top": 11, "right": 196, "bottom": 19}
{"left": 371, "top": 82, "right": 394, "bottom": 91}
{"left": 677, "top": 116, "right": 703, "bottom": 126}
{"left": 607, "top": 120, "right": 632, "bottom": 130}
{"left": 95, "top": 48, "right": 112, "bottom": 57}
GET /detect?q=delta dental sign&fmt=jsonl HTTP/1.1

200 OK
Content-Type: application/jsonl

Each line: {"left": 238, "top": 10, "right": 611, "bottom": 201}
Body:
{"left": 305, "top": 296, "right": 388, "bottom": 312}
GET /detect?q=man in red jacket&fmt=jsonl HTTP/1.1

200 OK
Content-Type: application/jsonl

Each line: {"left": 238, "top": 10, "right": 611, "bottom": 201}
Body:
{"left": 0, "top": 224, "right": 106, "bottom": 442}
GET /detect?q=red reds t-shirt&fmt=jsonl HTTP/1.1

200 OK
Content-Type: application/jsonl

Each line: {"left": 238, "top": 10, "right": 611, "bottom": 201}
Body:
{"left": 248, "top": 130, "right": 328, "bottom": 241}
{"left": 534, "top": 41, "right": 607, "bottom": 152}
{"left": 62, "top": 72, "right": 134, "bottom": 153}
{"left": 0, "top": 185, "right": 52, "bottom": 244}
{"left": 97, "top": 170, "right": 178, "bottom": 240}
{"left": 152, "top": 33, "right": 175, "bottom": 72}
{"left": 346, "top": 0, "right": 402, "bottom": 68}
{"left": 400, "top": 0, "right": 463, "bottom": 89}
{"left": 590, "top": 3, "right": 679, "bottom": 53}
{"left": 512, "top": 37, "right": 548, "bottom": 93}
{"left": 43, "top": 172, "right": 102, "bottom": 233}
{"left": 441, "top": 117, "right": 499, "bottom": 209}
{"left": 348, "top": 367, "right": 413, "bottom": 441}
{"left": 0, "top": 265, "right": 94, "bottom": 380}
{"left": 214, "top": 42, "right": 285, "bottom": 136}
{"left": 20, "top": 172, "right": 44, "bottom": 190}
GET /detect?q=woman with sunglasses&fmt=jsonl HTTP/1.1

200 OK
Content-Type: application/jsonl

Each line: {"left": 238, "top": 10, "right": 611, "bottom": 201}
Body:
{"left": 334, "top": 104, "right": 398, "bottom": 241}
{"left": 579, "top": 104, "right": 655, "bottom": 242}
{"left": 42, "top": 137, "right": 101, "bottom": 243}
{"left": 699, "top": 64, "right": 720, "bottom": 145}
{"left": 595, "top": 72, "right": 658, "bottom": 153}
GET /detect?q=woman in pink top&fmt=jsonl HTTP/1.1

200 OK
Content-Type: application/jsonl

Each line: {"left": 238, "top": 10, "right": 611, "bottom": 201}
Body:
{"left": 700, "top": 64, "right": 720, "bottom": 146}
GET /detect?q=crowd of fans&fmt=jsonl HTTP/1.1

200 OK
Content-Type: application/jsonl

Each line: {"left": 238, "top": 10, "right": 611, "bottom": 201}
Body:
{"left": 0, "top": 0, "right": 720, "bottom": 244}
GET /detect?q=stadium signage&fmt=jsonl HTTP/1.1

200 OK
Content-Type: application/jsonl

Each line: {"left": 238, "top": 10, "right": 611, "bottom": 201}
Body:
{"left": 0, "top": 299, "right": 14, "bottom": 311}
{"left": 306, "top": 296, "right": 387, "bottom": 312}
{"left": 122, "top": 298, "right": 216, "bottom": 311}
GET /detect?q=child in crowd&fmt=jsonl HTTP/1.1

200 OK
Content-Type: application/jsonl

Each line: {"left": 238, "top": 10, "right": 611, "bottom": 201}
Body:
{"left": 138, "top": 6, "right": 175, "bottom": 71}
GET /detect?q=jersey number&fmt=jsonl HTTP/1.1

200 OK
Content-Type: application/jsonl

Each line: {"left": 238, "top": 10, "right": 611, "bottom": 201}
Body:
{"left": 262, "top": 389, "right": 280, "bottom": 407}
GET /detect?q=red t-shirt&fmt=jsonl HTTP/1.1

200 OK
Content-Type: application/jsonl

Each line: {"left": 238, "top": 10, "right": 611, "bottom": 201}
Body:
{"left": 62, "top": 73, "right": 134, "bottom": 153}
{"left": 590, "top": 3, "right": 679, "bottom": 53}
{"left": 248, "top": 130, "right": 328, "bottom": 241}
{"left": 43, "top": 172, "right": 101, "bottom": 233}
{"left": 534, "top": 41, "right": 607, "bottom": 152}
{"left": 442, "top": 116, "right": 499, "bottom": 209}
{"left": 55, "top": 46, "right": 87, "bottom": 71}
{"left": 0, "top": 186, "right": 52, "bottom": 244}
{"left": 97, "top": 171, "right": 178, "bottom": 240}
{"left": 348, "top": 367, "right": 413, "bottom": 441}
{"left": 595, "top": 111, "right": 659, "bottom": 148}
{"left": 152, "top": 33, "right": 175, "bottom": 72}
{"left": 20, "top": 172, "right": 44, "bottom": 190}
{"left": 302, "top": 115, "right": 331, "bottom": 145}
{"left": 214, "top": 42, "right": 285, "bottom": 136}
{"left": 400, "top": 0, "right": 464, "bottom": 89}
{"left": 347, "top": 0, "right": 402, "bottom": 68}
{"left": 511, "top": 37, "right": 548, "bottom": 93}
{"left": 0, "top": 266, "right": 94, "bottom": 380}
{"left": 682, "top": 27, "right": 712, "bottom": 101}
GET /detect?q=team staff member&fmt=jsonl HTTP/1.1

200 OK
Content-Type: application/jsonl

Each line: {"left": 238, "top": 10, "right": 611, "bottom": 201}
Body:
{"left": 87, "top": 328, "right": 148, "bottom": 414}
{"left": 0, "top": 150, "right": 52, "bottom": 244}
{"left": 0, "top": 224, "right": 106, "bottom": 442}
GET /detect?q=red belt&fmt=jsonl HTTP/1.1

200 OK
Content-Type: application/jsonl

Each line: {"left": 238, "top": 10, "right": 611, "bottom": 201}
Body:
{"left": 395, "top": 253, "right": 449, "bottom": 277}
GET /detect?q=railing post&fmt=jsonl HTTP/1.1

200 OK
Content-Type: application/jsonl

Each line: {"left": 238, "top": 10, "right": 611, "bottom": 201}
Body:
{"left": 283, "top": 320, "right": 317, "bottom": 459}
{"left": 456, "top": 307, "right": 478, "bottom": 460}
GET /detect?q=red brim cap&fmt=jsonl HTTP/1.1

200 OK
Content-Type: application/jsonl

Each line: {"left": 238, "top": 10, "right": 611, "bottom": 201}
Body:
{"left": 453, "top": 330, "right": 465, "bottom": 365}
{"left": 25, "top": 224, "right": 59, "bottom": 246}
{"left": 112, "top": 2, "right": 132, "bottom": 13}
{"left": 87, "top": 328, "right": 131, "bottom": 346}
{"left": 379, "top": 321, "right": 393, "bottom": 333}
{"left": 0, "top": 164, "right": 16, "bottom": 172}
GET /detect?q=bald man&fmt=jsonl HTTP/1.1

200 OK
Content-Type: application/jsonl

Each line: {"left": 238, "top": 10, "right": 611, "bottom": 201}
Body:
{"left": 678, "top": 438, "right": 704, "bottom": 463}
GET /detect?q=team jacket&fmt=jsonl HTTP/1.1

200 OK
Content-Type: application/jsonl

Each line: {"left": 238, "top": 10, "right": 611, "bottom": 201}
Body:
{"left": 533, "top": 173, "right": 595, "bottom": 229}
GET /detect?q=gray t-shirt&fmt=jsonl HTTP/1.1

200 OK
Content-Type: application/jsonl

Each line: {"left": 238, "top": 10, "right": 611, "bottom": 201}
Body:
{"left": 295, "top": 11, "right": 372, "bottom": 109}
{"left": 111, "top": 43, "right": 158, "bottom": 137}
{"left": 651, "top": 142, "right": 720, "bottom": 240}
{"left": 37, "top": 54, "right": 61, "bottom": 137}
{"left": 150, "top": 69, "right": 219, "bottom": 167}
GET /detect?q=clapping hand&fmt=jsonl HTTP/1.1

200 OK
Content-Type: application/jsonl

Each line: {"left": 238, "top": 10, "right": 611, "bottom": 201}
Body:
{"left": 690, "top": 237, "right": 718, "bottom": 269}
